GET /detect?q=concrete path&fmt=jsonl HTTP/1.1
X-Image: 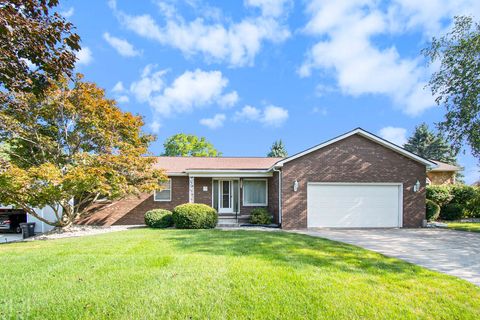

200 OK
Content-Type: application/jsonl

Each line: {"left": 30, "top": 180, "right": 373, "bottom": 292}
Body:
{"left": 296, "top": 228, "right": 480, "bottom": 286}
{"left": 0, "top": 233, "right": 23, "bottom": 244}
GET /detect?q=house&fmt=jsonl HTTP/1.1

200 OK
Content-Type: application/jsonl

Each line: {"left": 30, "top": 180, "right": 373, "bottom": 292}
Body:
{"left": 81, "top": 128, "right": 435, "bottom": 229}
{"left": 426, "top": 160, "right": 462, "bottom": 185}
{"left": 0, "top": 204, "right": 59, "bottom": 233}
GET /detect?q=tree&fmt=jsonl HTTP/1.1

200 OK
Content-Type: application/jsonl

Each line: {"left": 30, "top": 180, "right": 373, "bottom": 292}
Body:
{"left": 163, "top": 134, "right": 220, "bottom": 157}
{"left": 423, "top": 16, "right": 480, "bottom": 161}
{"left": 0, "top": 74, "right": 165, "bottom": 228}
{"left": 404, "top": 123, "right": 458, "bottom": 164}
{"left": 267, "top": 139, "right": 288, "bottom": 157}
{"left": 0, "top": 0, "right": 80, "bottom": 98}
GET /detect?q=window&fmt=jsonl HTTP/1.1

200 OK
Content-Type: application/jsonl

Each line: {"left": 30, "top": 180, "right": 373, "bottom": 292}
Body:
{"left": 243, "top": 179, "right": 267, "bottom": 206}
{"left": 154, "top": 179, "right": 171, "bottom": 201}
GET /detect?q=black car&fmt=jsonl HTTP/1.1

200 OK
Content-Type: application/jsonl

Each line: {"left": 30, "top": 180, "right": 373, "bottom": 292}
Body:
{"left": 0, "top": 211, "right": 27, "bottom": 233}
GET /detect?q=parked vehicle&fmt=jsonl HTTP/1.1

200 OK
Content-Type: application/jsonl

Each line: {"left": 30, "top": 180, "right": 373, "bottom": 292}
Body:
{"left": 0, "top": 210, "right": 27, "bottom": 233}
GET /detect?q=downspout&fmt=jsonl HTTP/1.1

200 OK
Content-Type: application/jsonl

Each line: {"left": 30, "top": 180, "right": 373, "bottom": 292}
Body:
{"left": 272, "top": 167, "right": 282, "bottom": 226}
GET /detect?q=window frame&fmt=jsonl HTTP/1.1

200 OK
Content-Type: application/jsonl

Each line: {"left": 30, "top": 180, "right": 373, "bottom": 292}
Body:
{"left": 154, "top": 178, "right": 172, "bottom": 202}
{"left": 242, "top": 178, "right": 268, "bottom": 206}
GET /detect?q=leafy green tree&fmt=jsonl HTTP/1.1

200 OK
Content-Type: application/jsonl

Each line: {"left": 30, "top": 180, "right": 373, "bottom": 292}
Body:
{"left": 0, "top": 75, "right": 165, "bottom": 228}
{"left": 163, "top": 134, "right": 220, "bottom": 157}
{"left": 0, "top": 0, "right": 80, "bottom": 98}
{"left": 404, "top": 123, "right": 458, "bottom": 164}
{"left": 267, "top": 139, "right": 288, "bottom": 157}
{"left": 423, "top": 16, "right": 480, "bottom": 161}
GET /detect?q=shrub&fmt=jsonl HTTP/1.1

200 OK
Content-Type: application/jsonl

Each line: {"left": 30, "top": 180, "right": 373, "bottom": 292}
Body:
{"left": 440, "top": 203, "right": 464, "bottom": 221}
{"left": 249, "top": 208, "right": 272, "bottom": 225}
{"left": 450, "top": 185, "right": 480, "bottom": 217}
{"left": 144, "top": 209, "right": 173, "bottom": 228}
{"left": 425, "top": 199, "right": 440, "bottom": 221}
{"left": 426, "top": 185, "right": 452, "bottom": 207}
{"left": 173, "top": 203, "right": 218, "bottom": 229}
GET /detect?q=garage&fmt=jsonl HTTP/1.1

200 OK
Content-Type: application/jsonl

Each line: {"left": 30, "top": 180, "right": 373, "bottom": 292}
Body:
{"left": 307, "top": 183, "right": 402, "bottom": 228}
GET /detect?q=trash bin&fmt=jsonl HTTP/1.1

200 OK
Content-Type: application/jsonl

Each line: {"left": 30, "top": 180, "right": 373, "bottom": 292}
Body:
{"left": 19, "top": 222, "right": 35, "bottom": 239}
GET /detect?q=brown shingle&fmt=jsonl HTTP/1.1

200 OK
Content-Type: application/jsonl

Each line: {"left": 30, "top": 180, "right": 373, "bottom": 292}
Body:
{"left": 153, "top": 157, "right": 283, "bottom": 173}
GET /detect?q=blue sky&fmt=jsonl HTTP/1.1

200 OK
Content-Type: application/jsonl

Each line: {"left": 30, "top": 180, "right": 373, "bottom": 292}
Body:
{"left": 62, "top": 0, "right": 478, "bottom": 184}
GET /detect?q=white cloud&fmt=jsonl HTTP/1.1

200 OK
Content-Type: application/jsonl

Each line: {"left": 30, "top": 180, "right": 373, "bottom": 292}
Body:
{"left": 112, "top": 81, "right": 125, "bottom": 93}
{"left": 129, "top": 66, "right": 238, "bottom": 119}
{"left": 200, "top": 113, "right": 226, "bottom": 129}
{"left": 61, "top": 7, "right": 74, "bottom": 18}
{"left": 299, "top": 0, "right": 480, "bottom": 116}
{"left": 312, "top": 106, "right": 327, "bottom": 116}
{"left": 116, "top": 95, "right": 129, "bottom": 103}
{"left": 379, "top": 126, "right": 407, "bottom": 146}
{"left": 235, "top": 104, "right": 288, "bottom": 127}
{"left": 218, "top": 91, "right": 239, "bottom": 108}
{"left": 150, "top": 120, "right": 161, "bottom": 133}
{"left": 111, "top": 1, "right": 290, "bottom": 67}
{"left": 103, "top": 32, "right": 141, "bottom": 57}
{"left": 130, "top": 65, "right": 167, "bottom": 103}
{"left": 245, "top": 0, "right": 293, "bottom": 17}
{"left": 75, "top": 47, "right": 93, "bottom": 66}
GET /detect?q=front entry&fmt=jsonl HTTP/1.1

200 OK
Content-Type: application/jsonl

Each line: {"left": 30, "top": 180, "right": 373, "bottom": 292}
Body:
{"left": 213, "top": 179, "right": 239, "bottom": 214}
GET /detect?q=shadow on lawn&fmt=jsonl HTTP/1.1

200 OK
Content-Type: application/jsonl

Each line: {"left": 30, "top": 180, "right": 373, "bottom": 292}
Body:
{"left": 162, "top": 229, "right": 427, "bottom": 278}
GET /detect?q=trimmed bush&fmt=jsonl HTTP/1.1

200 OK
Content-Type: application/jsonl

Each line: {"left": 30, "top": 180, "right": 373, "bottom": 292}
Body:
{"left": 425, "top": 199, "right": 440, "bottom": 221}
{"left": 450, "top": 185, "right": 480, "bottom": 218}
{"left": 440, "top": 203, "right": 464, "bottom": 221}
{"left": 426, "top": 185, "right": 452, "bottom": 207}
{"left": 249, "top": 208, "right": 272, "bottom": 225}
{"left": 144, "top": 209, "right": 173, "bottom": 228}
{"left": 173, "top": 203, "right": 218, "bottom": 229}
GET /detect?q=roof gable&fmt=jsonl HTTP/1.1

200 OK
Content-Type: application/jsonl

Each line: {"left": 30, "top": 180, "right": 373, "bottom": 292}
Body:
{"left": 273, "top": 128, "right": 436, "bottom": 168}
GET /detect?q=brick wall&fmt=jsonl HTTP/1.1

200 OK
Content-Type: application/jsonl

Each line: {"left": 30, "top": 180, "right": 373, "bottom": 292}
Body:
{"left": 427, "top": 171, "right": 455, "bottom": 185}
{"left": 281, "top": 134, "right": 426, "bottom": 229}
{"left": 194, "top": 177, "right": 213, "bottom": 205}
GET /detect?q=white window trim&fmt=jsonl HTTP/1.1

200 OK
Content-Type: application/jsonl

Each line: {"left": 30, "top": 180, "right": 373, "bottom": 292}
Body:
{"left": 242, "top": 178, "right": 268, "bottom": 207}
{"left": 154, "top": 178, "right": 172, "bottom": 202}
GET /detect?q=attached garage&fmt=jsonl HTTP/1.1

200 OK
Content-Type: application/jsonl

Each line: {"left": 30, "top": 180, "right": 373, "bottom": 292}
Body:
{"left": 307, "top": 183, "right": 402, "bottom": 228}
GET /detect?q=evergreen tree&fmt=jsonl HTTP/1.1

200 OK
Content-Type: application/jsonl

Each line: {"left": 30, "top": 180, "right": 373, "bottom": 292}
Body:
{"left": 404, "top": 123, "right": 457, "bottom": 164}
{"left": 268, "top": 140, "right": 288, "bottom": 157}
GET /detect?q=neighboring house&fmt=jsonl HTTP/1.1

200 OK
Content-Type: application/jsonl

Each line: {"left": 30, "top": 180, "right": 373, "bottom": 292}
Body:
{"left": 81, "top": 128, "right": 435, "bottom": 229}
{"left": 0, "top": 204, "right": 58, "bottom": 233}
{"left": 426, "top": 160, "right": 461, "bottom": 185}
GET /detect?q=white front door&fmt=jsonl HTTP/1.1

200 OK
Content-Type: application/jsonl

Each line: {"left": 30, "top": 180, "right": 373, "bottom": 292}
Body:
{"left": 307, "top": 183, "right": 402, "bottom": 228}
{"left": 218, "top": 180, "right": 233, "bottom": 213}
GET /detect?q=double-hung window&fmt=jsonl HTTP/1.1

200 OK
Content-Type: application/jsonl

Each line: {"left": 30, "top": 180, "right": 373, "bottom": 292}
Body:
{"left": 243, "top": 179, "right": 268, "bottom": 206}
{"left": 154, "top": 179, "right": 172, "bottom": 201}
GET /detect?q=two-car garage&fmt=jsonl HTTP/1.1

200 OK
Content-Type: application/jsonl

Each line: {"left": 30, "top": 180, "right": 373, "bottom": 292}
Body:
{"left": 306, "top": 183, "right": 402, "bottom": 228}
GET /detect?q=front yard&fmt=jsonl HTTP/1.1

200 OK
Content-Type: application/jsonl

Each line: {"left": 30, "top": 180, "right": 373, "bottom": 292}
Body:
{"left": 1, "top": 229, "right": 479, "bottom": 319}
{"left": 447, "top": 222, "right": 480, "bottom": 233}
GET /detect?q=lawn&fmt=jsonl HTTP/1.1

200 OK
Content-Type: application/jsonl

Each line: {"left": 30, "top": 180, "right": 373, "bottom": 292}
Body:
{"left": 447, "top": 222, "right": 480, "bottom": 233}
{"left": 1, "top": 229, "right": 479, "bottom": 319}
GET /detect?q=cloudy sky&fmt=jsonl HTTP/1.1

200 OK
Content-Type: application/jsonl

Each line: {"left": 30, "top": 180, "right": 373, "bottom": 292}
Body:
{"left": 65, "top": 0, "right": 479, "bottom": 184}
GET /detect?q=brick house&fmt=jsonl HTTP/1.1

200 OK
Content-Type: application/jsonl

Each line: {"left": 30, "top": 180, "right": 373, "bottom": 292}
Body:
{"left": 426, "top": 160, "right": 461, "bottom": 185}
{"left": 81, "top": 128, "right": 436, "bottom": 229}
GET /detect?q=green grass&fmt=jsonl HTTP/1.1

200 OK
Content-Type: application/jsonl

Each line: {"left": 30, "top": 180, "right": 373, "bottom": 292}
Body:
{"left": 447, "top": 222, "right": 480, "bottom": 233}
{"left": 1, "top": 229, "right": 479, "bottom": 319}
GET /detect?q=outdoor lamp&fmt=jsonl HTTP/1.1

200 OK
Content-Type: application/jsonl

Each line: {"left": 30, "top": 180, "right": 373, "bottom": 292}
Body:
{"left": 293, "top": 180, "right": 299, "bottom": 192}
{"left": 413, "top": 179, "right": 420, "bottom": 192}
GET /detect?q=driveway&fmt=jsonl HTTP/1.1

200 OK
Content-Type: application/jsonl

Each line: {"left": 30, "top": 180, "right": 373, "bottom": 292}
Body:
{"left": 0, "top": 233, "right": 23, "bottom": 244}
{"left": 297, "top": 228, "right": 480, "bottom": 286}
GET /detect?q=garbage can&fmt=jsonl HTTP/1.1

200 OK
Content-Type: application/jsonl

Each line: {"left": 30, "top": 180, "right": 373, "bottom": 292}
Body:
{"left": 19, "top": 222, "right": 35, "bottom": 239}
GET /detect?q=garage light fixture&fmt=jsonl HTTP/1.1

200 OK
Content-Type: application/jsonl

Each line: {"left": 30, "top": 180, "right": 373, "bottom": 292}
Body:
{"left": 293, "top": 180, "right": 299, "bottom": 192}
{"left": 413, "top": 180, "right": 420, "bottom": 192}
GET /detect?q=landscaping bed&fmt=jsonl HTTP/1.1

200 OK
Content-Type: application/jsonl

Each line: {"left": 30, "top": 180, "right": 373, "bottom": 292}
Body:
{"left": 1, "top": 229, "right": 479, "bottom": 319}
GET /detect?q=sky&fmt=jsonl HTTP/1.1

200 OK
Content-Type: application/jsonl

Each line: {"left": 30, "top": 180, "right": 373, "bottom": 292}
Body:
{"left": 61, "top": 0, "right": 479, "bottom": 184}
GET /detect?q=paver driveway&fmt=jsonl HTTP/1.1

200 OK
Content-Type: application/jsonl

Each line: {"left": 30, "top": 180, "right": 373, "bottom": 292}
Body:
{"left": 296, "top": 228, "right": 480, "bottom": 286}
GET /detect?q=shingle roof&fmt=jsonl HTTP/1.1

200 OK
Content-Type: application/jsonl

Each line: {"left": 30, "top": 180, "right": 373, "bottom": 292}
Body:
{"left": 153, "top": 156, "right": 283, "bottom": 173}
{"left": 429, "top": 160, "right": 461, "bottom": 172}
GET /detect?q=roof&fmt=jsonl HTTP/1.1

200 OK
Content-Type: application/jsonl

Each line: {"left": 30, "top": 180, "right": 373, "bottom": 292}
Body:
{"left": 428, "top": 160, "right": 461, "bottom": 172}
{"left": 154, "top": 156, "right": 283, "bottom": 174}
{"left": 272, "top": 128, "right": 437, "bottom": 168}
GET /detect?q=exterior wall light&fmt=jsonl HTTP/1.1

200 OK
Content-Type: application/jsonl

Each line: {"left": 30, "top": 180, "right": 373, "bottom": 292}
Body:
{"left": 293, "top": 180, "right": 299, "bottom": 192}
{"left": 413, "top": 180, "right": 420, "bottom": 193}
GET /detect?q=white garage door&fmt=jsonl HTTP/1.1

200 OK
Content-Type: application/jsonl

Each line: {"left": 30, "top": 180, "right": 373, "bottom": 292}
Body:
{"left": 307, "top": 183, "right": 402, "bottom": 228}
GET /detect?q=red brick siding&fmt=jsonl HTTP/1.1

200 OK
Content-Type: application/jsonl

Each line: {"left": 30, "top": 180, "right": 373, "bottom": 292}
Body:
{"left": 281, "top": 134, "right": 426, "bottom": 229}
{"left": 194, "top": 177, "right": 213, "bottom": 205}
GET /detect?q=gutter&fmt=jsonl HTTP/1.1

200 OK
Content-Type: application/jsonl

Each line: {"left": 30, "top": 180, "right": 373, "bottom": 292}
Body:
{"left": 272, "top": 166, "right": 282, "bottom": 226}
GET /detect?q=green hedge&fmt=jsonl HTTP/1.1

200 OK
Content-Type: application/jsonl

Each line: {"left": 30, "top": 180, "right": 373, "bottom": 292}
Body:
{"left": 249, "top": 208, "right": 272, "bottom": 225}
{"left": 426, "top": 185, "right": 480, "bottom": 219}
{"left": 144, "top": 209, "right": 173, "bottom": 228}
{"left": 440, "top": 203, "right": 464, "bottom": 221}
{"left": 173, "top": 203, "right": 218, "bottom": 229}
{"left": 426, "top": 199, "right": 440, "bottom": 221}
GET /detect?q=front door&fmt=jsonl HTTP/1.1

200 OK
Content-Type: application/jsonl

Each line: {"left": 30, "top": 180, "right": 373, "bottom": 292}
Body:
{"left": 218, "top": 180, "right": 233, "bottom": 214}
